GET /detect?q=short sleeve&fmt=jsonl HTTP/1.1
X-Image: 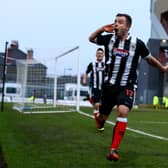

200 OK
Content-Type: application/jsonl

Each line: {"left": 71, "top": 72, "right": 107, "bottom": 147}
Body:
{"left": 96, "top": 34, "right": 113, "bottom": 46}
{"left": 136, "top": 39, "right": 150, "bottom": 59}
{"left": 86, "top": 63, "right": 92, "bottom": 74}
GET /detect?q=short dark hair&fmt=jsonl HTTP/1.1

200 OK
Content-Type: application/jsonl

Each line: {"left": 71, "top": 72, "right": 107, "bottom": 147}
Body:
{"left": 116, "top": 13, "right": 132, "bottom": 27}
{"left": 96, "top": 48, "right": 104, "bottom": 52}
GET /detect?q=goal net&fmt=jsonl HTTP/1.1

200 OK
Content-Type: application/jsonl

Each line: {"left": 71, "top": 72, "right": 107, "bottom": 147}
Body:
{"left": 13, "top": 46, "right": 90, "bottom": 114}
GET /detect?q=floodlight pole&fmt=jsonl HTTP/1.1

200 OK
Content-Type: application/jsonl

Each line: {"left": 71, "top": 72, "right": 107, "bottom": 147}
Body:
{"left": 1, "top": 41, "right": 8, "bottom": 112}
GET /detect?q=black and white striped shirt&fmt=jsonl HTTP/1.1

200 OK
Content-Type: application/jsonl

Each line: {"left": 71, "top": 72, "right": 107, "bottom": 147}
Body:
{"left": 96, "top": 33, "right": 150, "bottom": 87}
{"left": 86, "top": 61, "right": 105, "bottom": 90}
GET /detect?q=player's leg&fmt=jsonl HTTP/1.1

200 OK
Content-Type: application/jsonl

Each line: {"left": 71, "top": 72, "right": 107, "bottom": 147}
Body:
{"left": 107, "top": 86, "right": 135, "bottom": 161}
{"left": 93, "top": 102, "right": 103, "bottom": 130}
{"left": 92, "top": 89, "right": 100, "bottom": 113}
{"left": 97, "top": 85, "right": 116, "bottom": 131}
{"left": 92, "top": 89, "right": 102, "bottom": 129}
{"left": 107, "top": 105, "right": 129, "bottom": 161}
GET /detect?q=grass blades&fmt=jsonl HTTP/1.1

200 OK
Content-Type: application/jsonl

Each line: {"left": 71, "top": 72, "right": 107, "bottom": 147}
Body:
{"left": 0, "top": 104, "right": 168, "bottom": 168}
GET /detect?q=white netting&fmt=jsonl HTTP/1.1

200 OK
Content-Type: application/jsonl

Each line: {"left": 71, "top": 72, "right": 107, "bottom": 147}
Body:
{"left": 13, "top": 47, "right": 90, "bottom": 113}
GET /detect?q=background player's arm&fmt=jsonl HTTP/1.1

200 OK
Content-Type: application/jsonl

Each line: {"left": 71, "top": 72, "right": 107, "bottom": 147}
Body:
{"left": 147, "top": 55, "right": 168, "bottom": 72}
{"left": 82, "top": 73, "right": 87, "bottom": 85}
{"left": 83, "top": 63, "right": 92, "bottom": 85}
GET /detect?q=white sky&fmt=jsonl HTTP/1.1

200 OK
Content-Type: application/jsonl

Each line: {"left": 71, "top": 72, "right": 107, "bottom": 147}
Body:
{"left": 0, "top": 0, "right": 151, "bottom": 75}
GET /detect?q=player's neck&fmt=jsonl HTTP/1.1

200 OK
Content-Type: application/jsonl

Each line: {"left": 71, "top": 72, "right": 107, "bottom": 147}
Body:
{"left": 117, "top": 32, "right": 129, "bottom": 41}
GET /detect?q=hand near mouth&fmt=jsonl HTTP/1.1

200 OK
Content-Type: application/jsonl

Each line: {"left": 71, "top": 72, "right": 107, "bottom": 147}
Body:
{"left": 102, "top": 24, "right": 114, "bottom": 33}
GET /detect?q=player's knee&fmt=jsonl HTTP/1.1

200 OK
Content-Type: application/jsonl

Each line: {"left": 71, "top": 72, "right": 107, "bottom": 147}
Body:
{"left": 94, "top": 103, "right": 100, "bottom": 109}
{"left": 117, "top": 105, "right": 129, "bottom": 117}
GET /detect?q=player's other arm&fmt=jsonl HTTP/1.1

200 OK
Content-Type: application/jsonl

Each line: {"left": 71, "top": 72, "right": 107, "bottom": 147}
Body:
{"left": 147, "top": 55, "right": 168, "bottom": 72}
{"left": 83, "top": 63, "right": 92, "bottom": 85}
{"left": 82, "top": 73, "right": 87, "bottom": 85}
{"left": 89, "top": 24, "right": 114, "bottom": 43}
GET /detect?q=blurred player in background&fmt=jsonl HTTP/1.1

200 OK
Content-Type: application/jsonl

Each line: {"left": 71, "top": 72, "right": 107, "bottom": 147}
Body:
{"left": 82, "top": 48, "right": 105, "bottom": 131}
{"left": 152, "top": 95, "right": 159, "bottom": 109}
{"left": 89, "top": 13, "right": 168, "bottom": 161}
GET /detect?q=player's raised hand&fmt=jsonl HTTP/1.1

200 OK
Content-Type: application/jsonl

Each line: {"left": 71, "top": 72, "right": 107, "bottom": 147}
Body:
{"left": 163, "top": 64, "right": 168, "bottom": 72}
{"left": 102, "top": 24, "right": 114, "bottom": 33}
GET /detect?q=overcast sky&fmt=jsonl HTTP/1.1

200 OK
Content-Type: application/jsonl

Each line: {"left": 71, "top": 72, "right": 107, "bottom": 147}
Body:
{"left": 0, "top": 0, "right": 151, "bottom": 75}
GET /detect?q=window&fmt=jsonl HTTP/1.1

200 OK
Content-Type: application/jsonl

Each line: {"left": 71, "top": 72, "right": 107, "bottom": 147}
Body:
{"left": 6, "top": 87, "right": 17, "bottom": 94}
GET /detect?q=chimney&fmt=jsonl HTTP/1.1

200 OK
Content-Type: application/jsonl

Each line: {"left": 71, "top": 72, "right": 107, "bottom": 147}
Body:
{"left": 27, "top": 49, "right": 34, "bottom": 60}
{"left": 10, "top": 40, "right": 19, "bottom": 49}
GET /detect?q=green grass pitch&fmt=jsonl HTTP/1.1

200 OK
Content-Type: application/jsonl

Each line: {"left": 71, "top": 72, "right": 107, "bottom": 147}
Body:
{"left": 0, "top": 103, "right": 168, "bottom": 168}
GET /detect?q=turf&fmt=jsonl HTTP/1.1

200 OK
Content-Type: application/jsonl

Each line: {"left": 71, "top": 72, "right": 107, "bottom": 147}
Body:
{"left": 0, "top": 104, "right": 168, "bottom": 168}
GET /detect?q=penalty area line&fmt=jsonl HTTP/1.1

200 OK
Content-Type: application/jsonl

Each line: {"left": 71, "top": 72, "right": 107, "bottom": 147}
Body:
{"left": 78, "top": 110, "right": 168, "bottom": 141}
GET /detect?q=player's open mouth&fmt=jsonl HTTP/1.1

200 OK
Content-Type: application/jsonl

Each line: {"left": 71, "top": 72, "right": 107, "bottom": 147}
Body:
{"left": 114, "top": 28, "right": 118, "bottom": 33}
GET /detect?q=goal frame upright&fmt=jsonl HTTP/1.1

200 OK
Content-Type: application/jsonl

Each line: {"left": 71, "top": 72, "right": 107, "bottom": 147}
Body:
{"left": 53, "top": 46, "right": 80, "bottom": 111}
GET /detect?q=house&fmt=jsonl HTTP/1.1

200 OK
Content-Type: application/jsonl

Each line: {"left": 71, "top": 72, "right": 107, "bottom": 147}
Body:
{"left": 0, "top": 41, "right": 27, "bottom": 82}
{"left": 0, "top": 41, "right": 50, "bottom": 98}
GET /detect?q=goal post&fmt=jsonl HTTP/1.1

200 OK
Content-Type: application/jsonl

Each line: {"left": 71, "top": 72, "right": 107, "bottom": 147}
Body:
{"left": 53, "top": 46, "right": 80, "bottom": 111}
{"left": 13, "top": 46, "right": 90, "bottom": 114}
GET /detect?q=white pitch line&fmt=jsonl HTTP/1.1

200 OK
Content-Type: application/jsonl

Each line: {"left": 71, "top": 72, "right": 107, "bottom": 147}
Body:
{"left": 78, "top": 111, "right": 168, "bottom": 141}
{"left": 22, "top": 110, "right": 75, "bottom": 114}
{"left": 134, "top": 121, "right": 168, "bottom": 124}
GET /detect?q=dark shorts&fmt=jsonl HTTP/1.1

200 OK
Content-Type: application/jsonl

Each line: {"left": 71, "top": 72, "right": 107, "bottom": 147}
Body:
{"left": 99, "top": 84, "right": 136, "bottom": 115}
{"left": 91, "top": 88, "right": 102, "bottom": 104}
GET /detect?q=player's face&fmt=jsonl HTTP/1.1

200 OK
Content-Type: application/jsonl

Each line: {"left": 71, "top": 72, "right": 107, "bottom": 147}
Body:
{"left": 114, "top": 16, "right": 130, "bottom": 38}
{"left": 96, "top": 50, "right": 104, "bottom": 61}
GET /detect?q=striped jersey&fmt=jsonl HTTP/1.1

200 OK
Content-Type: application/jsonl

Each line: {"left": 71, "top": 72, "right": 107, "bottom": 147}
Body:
{"left": 86, "top": 61, "right": 105, "bottom": 90}
{"left": 96, "top": 33, "right": 150, "bottom": 87}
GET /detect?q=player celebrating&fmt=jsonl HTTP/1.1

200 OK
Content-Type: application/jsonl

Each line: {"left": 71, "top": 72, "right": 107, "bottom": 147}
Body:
{"left": 89, "top": 13, "right": 168, "bottom": 161}
{"left": 82, "top": 48, "right": 105, "bottom": 131}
